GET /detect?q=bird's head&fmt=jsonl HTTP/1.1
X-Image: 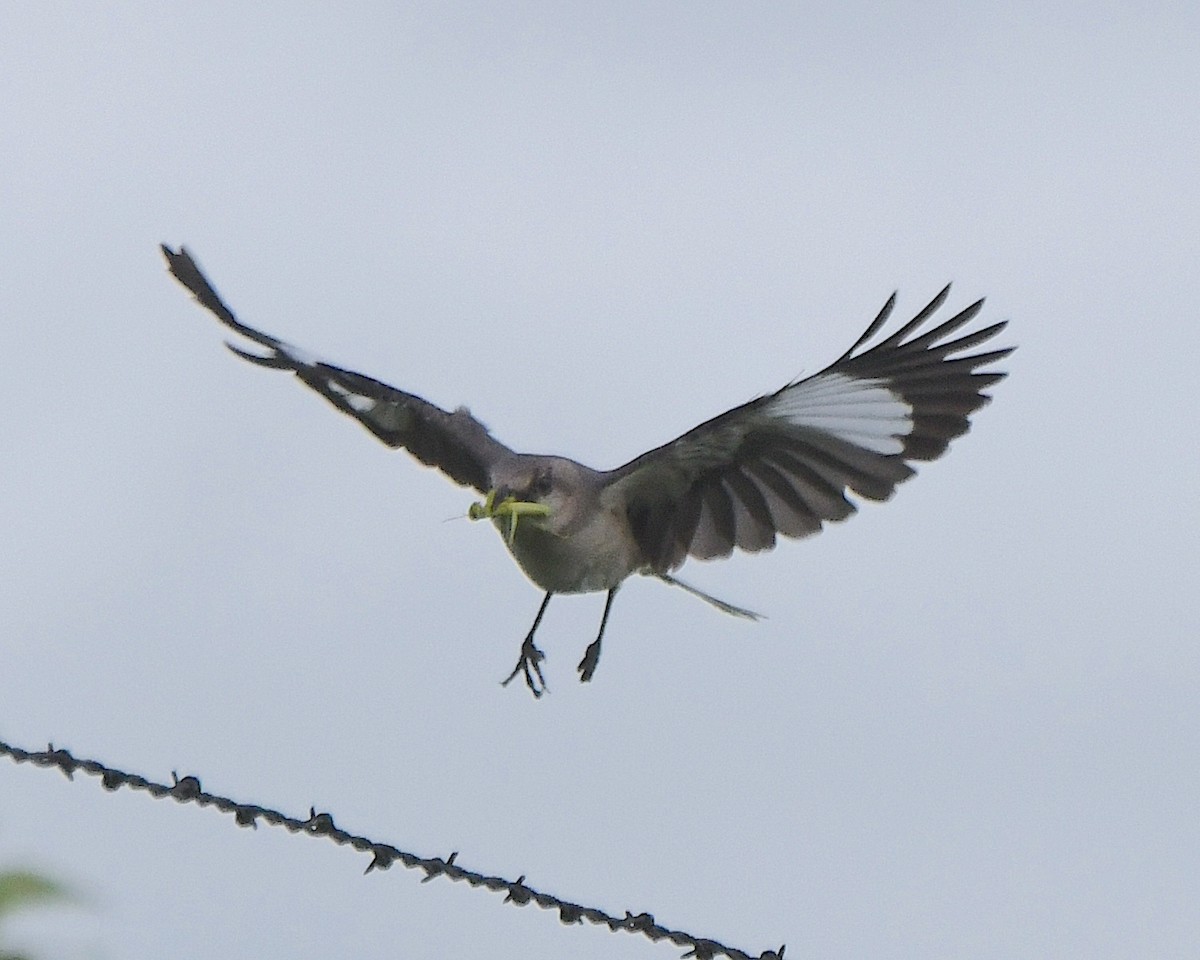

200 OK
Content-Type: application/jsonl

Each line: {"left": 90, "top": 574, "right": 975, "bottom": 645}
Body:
{"left": 469, "top": 457, "right": 588, "bottom": 544}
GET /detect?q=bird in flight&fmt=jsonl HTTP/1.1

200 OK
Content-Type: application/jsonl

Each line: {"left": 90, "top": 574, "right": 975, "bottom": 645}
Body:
{"left": 162, "top": 245, "right": 1012, "bottom": 697}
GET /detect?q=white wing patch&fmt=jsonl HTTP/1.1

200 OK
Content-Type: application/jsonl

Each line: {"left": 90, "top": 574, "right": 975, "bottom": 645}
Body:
{"left": 763, "top": 372, "right": 913, "bottom": 455}
{"left": 326, "top": 379, "right": 378, "bottom": 413}
{"left": 345, "top": 394, "right": 377, "bottom": 413}
{"left": 277, "top": 341, "right": 322, "bottom": 368}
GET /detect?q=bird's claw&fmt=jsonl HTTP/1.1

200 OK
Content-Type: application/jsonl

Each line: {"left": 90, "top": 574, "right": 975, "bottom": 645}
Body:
{"left": 577, "top": 638, "right": 602, "bottom": 683}
{"left": 501, "top": 636, "right": 549, "bottom": 698}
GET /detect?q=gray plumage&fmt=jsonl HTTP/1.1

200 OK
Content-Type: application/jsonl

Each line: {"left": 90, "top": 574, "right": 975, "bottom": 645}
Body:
{"left": 162, "top": 245, "right": 1013, "bottom": 696}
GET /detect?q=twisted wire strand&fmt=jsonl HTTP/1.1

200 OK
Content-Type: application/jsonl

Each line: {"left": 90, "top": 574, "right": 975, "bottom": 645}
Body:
{"left": 1, "top": 739, "right": 784, "bottom": 960}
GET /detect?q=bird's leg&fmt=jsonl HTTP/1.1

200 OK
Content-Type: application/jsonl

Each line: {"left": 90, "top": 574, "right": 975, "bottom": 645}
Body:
{"left": 577, "top": 586, "right": 619, "bottom": 684}
{"left": 501, "top": 592, "right": 553, "bottom": 697}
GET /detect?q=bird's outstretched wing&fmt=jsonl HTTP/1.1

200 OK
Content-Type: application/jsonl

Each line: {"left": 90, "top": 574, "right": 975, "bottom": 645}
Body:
{"left": 602, "top": 286, "right": 1013, "bottom": 572}
{"left": 161, "top": 245, "right": 514, "bottom": 493}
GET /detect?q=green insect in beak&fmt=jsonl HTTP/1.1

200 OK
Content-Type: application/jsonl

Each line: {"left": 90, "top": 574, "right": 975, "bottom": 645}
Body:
{"left": 468, "top": 489, "right": 551, "bottom": 545}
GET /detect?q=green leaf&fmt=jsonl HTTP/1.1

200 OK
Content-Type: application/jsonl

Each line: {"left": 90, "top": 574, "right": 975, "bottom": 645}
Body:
{"left": 0, "top": 871, "right": 71, "bottom": 920}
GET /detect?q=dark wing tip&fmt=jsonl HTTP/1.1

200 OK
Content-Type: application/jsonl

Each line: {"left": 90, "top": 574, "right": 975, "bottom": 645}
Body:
{"left": 160, "top": 244, "right": 205, "bottom": 293}
{"left": 225, "top": 341, "right": 293, "bottom": 369}
{"left": 839, "top": 290, "right": 899, "bottom": 359}
{"left": 161, "top": 244, "right": 282, "bottom": 353}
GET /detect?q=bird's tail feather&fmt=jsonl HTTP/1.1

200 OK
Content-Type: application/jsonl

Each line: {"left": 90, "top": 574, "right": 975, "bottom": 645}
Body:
{"left": 655, "top": 573, "right": 762, "bottom": 620}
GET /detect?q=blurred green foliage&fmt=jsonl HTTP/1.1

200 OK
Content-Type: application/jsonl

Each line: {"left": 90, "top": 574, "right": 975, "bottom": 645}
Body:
{"left": 0, "top": 869, "right": 73, "bottom": 960}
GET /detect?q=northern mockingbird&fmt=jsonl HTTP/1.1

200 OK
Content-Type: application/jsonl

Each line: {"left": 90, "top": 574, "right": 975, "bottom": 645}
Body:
{"left": 162, "top": 245, "right": 1012, "bottom": 696}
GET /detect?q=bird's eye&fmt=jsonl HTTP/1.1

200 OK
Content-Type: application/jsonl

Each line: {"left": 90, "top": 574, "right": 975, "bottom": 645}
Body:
{"left": 531, "top": 471, "right": 552, "bottom": 497}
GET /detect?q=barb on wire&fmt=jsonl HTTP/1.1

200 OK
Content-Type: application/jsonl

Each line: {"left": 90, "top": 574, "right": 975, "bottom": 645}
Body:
{"left": 1, "top": 739, "right": 784, "bottom": 960}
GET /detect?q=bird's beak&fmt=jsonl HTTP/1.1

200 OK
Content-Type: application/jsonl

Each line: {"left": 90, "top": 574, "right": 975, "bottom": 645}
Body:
{"left": 468, "top": 489, "right": 551, "bottom": 545}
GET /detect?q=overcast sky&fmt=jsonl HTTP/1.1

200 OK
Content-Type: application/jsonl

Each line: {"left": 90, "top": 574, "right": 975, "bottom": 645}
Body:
{"left": 2, "top": 3, "right": 1197, "bottom": 959}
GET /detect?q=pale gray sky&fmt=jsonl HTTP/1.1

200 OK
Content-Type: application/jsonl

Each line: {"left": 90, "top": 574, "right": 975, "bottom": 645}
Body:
{"left": 2, "top": 3, "right": 1197, "bottom": 959}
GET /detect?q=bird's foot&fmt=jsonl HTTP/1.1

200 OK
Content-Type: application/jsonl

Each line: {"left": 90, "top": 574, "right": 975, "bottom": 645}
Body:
{"left": 501, "top": 636, "right": 549, "bottom": 698}
{"left": 576, "top": 638, "right": 602, "bottom": 683}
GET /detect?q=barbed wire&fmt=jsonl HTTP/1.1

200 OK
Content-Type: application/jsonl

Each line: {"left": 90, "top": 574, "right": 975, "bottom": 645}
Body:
{"left": 1, "top": 739, "right": 785, "bottom": 960}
